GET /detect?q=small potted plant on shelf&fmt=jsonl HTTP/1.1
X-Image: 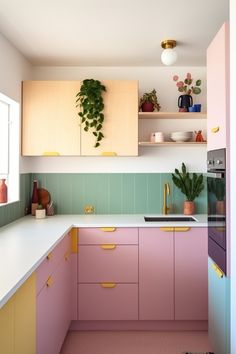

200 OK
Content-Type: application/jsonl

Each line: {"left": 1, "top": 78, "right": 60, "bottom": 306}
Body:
{"left": 172, "top": 162, "right": 204, "bottom": 215}
{"left": 139, "top": 89, "right": 161, "bottom": 112}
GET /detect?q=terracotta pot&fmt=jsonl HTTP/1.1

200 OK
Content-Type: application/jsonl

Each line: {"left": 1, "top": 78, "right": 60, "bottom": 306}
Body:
{"left": 141, "top": 101, "right": 154, "bottom": 112}
{"left": 183, "top": 201, "right": 195, "bottom": 215}
{"left": 0, "top": 179, "right": 7, "bottom": 203}
{"left": 216, "top": 200, "right": 225, "bottom": 215}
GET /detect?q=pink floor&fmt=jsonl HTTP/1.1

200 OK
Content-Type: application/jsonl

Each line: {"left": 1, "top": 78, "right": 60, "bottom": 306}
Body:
{"left": 60, "top": 330, "right": 213, "bottom": 354}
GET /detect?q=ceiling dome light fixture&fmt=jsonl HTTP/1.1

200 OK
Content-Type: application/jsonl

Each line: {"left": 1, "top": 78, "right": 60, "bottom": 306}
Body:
{"left": 161, "top": 39, "right": 178, "bottom": 66}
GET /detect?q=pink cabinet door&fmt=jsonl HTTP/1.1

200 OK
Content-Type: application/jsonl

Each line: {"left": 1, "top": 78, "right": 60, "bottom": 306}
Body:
{"left": 37, "top": 252, "right": 73, "bottom": 354}
{"left": 78, "top": 245, "right": 138, "bottom": 283}
{"left": 79, "top": 227, "right": 138, "bottom": 245}
{"left": 207, "top": 22, "right": 229, "bottom": 150}
{"left": 139, "top": 228, "right": 174, "bottom": 320}
{"left": 175, "top": 228, "right": 208, "bottom": 320}
{"left": 78, "top": 283, "right": 138, "bottom": 320}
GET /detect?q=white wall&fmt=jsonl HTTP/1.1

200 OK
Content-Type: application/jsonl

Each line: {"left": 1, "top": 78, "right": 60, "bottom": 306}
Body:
{"left": 23, "top": 65, "right": 207, "bottom": 173}
{"left": 0, "top": 32, "right": 32, "bottom": 173}
{"left": 230, "top": 0, "right": 236, "bottom": 351}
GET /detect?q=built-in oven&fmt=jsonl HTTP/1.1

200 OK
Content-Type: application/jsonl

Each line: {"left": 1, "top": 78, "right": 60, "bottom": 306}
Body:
{"left": 207, "top": 148, "right": 226, "bottom": 274}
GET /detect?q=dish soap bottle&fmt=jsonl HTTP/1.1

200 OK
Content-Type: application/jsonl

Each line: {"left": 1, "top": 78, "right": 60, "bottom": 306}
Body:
{"left": 31, "top": 180, "right": 39, "bottom": 215}
{"left": 0, "top": 179, "right": 7, "bottom": 203}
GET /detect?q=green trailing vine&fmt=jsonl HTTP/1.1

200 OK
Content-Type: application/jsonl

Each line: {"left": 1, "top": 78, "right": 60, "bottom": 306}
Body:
{"left": 76, "top": 79, "right": 106, "bottom": 147}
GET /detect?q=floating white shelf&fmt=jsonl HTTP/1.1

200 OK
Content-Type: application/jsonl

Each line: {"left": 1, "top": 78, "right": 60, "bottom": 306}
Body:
{"left": 138, "top": 112, "right": 207, "bottom": 119}
{"left": 138, "top": 141, "right": 207, "bottom": 147}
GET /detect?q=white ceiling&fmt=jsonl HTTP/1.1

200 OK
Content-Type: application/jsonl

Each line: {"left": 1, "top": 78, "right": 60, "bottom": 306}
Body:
{"left": 0, "top": 0, "right": 229, "bottom": 66}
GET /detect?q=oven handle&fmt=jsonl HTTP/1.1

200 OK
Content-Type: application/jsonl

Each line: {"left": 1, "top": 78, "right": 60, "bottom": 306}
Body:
{"left": 207, "top": 172, "right": 225, "bottom": 179}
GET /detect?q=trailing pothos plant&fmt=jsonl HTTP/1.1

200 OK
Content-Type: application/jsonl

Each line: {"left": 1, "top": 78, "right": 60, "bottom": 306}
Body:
{"left": 76, "top": 79, "right": 106, "bottom": 147}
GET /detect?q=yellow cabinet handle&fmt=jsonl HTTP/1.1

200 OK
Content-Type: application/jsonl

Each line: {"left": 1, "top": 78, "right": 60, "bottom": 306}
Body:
{"left": 46, "top": 276, "right": 53, "bottom": 287}
{"left": 100, "top": 227, "right": 116, "bottom": 232}
{"left": 42, "top": 151, "right": 60, "bottom": 156}
{"left": 101, "top": 152, "right": 117, "bottom": 156}
{"left": 100, "top": 282, "right": 116, "bottom": 288}
{"left": 211, "top": 126, "right": 220, "bottom": 133}
{"left": 212, "top": 263, "right": 224, "bottom": 278}
{"left": 70, "top": 228, "right": 78, "bottom": 253}
{"left": 64, "top": 251, "right": 69, "bottom": 261}
{"left": 46, "top": 252, "right": 53, "bottom": 260}
{"left": 100, "top": 244, "right": 116, "bottom": 250}
{"left": 174, "top": 227, "right": 190, "bottom": 232}
{"left": 160, "top": 227, "right": 175, "bottom": 232}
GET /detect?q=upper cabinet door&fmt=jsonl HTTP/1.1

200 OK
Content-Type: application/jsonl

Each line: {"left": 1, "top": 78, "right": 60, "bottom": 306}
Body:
{"left": 207, "top": 22, "right": 229, "bottom": 150}
{"left": 22, "top": 81, "right": 81, "bottom": 156}
{"left": 80, "top": 80, "right": 138, "bottom": 156}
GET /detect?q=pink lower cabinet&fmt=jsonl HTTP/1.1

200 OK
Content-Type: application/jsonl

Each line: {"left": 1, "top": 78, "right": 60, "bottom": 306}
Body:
{"left": 139, "top": 228, "right": 174, "bottom": 320}
{"left": 174, "top": 227, "right": 208, "bottom": 320}
{"left": 36, "top": 235, "right": 74, "bottom": 354}
{"left": 78, "top": 284, "right": 138, "bottom": 320}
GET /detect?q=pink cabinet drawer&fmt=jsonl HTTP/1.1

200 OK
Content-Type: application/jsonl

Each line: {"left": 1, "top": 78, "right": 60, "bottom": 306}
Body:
{"left": 78, "top": 283, "right": 138, "bottom": 320}
{"left": 78, "top": 245, "right": 138, "bottom": 283}
{"left": 36, "top": 233, "right": 70, "bottom": 294}
{"left": 79, "top": 227, "right": 138, "bottom": 245}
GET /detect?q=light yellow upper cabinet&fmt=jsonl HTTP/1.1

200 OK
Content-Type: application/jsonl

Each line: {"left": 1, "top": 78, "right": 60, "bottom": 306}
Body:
{"left": 22, "top": 81, "right": 81, "bottom": 156}
{"left": 80, "top": 80, "right": 138, "bottom": 156}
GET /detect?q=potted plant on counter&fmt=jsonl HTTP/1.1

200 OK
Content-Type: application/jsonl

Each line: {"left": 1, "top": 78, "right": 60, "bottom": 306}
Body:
{"left": 139, "top": 89, "right": 161, "bottom": 112}
{"left": 172, "top": 162, "right": 204, "bottom": 215}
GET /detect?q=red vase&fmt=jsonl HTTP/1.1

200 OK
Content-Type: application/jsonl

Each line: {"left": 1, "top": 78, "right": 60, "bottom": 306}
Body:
{"left": 0, "top": 179, "right": 8, "bottom": 203}
{"left": 141, "top": 101, "right": 154, "bottom": 112}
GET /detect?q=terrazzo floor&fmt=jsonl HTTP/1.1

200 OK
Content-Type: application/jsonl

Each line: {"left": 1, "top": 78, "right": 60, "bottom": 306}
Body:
{"left": 60, "top": 331, "right": 213, "bottom": 354}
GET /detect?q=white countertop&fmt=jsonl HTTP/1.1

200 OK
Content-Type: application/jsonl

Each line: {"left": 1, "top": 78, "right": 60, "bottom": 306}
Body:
{"left": 0, "top": 214, "right": 207, "bottom": 309}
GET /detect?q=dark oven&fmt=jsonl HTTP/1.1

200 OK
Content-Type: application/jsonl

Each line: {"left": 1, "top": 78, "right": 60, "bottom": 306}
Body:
{"left": 207, "top": 148, "right": 226, "bottom": 274}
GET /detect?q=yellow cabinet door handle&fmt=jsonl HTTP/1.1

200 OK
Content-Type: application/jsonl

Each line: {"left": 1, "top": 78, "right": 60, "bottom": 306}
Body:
{"left": 212, "top": 263, "right": 224, "bottom": 278}
{"left": 160, "top": 227, "right": 175, "bottom": 232}
{"left": 100, "top": 227, "right": 116, "bottom": 232}
{"left": 174, "top": 227, "right": 190, "bottom": 232}
{"left": 70, "top": 228, "right": 78, "bottom": 253}
{"left": 211, "top": 126, "right": 220, "bottom": 133}
{"left": 100, "top": 282, "right": 116, "bottom": 288}
{"left": 42, "top": 151, "right": 60, "bottom": 156}
{"left": 101, "top": 152, "right": 117, "bottom": 156}
{"left": 46, "top": 252, "right": 53, "bottom": 260}
{"left": 100, "top": 244, "right": 116, "bottom": 250}
{"left": 46, "top": 276, "right": 53, "bottom": 287}
{"left": 64, "top": 251, "right": 69, "bottom": 261}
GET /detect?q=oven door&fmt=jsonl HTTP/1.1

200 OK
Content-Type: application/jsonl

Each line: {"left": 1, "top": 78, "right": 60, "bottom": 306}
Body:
{"left": 207, "top": 171, "right": 226, "bottom": 273}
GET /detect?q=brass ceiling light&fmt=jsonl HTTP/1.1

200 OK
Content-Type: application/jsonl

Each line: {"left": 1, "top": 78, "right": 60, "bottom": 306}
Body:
{"left": 161, "top": 39, "right": 178, "bottom": 65}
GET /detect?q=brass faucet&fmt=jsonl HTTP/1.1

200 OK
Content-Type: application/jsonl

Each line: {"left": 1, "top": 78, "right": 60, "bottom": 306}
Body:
{"left": 162, "top": 183, "right": 170, "bottom": 215}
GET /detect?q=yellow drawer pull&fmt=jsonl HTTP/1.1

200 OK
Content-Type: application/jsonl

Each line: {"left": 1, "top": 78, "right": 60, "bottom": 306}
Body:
{"left": 100, "top": 282, "right": 116, "bottom": 288}
{"left": 100, "top": 227, "right": 116, "bottom": 232}
{"left": 64, "top": 251, "right": 69, "bottom": 261}
{"left": 42, "top": 151, "right": 60, "bottom": 156}
{"left": 46, "top": 276, "right": 53, "bottom": 287}
{"left": 211, "top": 126, "right": 220, "bottom": 133}
{"left": 174, "top": 227, "right": 190, "bottom": 232}
{"left": 46, "top": 252, "right": 53, "bottom": 260}
{"left": 101, "top": 152, "right": 117, "bottom": 156}
{"left": 101, "top": 244, "right": 116, "bottom": 250}
{"left": 212, "top": 263, "right": 224, "bottom": 278}
{"left": 160, "top": 227, "right": 175, "bottom": 232}
{"left": 70, "top": 228, "right": 78, "bottom": 253}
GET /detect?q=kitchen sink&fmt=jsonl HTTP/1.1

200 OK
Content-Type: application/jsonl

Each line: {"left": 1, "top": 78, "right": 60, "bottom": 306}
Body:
{"left": 144, "top": 216, "right": 197, "bottom": 222}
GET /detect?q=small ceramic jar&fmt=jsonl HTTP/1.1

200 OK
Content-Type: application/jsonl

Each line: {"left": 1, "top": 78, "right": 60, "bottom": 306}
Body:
{"left": 35, "top": 208, "right": 46, "bottom": 219}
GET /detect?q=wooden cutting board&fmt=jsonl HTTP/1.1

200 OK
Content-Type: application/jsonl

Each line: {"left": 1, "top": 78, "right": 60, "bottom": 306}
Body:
{"left": 37, "top": 188, "right": 51, "bottom": 208}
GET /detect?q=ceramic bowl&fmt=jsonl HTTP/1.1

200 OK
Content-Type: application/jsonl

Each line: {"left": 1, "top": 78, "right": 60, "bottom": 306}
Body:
{"left": 170, "top": 131, "right": 193, "bottom": 142}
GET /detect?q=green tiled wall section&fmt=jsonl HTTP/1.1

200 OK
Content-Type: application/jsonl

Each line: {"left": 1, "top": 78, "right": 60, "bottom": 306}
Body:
{"left": 31, "top": 173, "right": 207, "bottom": 215}
{"left": 0, "top": 174, "right": 31, "bottom": 227}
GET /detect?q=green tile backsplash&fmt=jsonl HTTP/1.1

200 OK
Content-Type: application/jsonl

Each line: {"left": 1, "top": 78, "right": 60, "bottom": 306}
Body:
{"left": 0, "top": 174, "right": 31, "bottom": 227}
{"left": 31, "top": 173, "right": 207, "bottom": 215}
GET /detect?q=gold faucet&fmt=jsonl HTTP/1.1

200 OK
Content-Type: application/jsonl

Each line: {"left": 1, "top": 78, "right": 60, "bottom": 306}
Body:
{"left": 162, "top": 183, "right": 170, "bottom": 215}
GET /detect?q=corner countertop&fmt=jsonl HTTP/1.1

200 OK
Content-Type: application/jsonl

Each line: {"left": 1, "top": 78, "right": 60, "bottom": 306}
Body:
{"left": 0, "top": 214, "right": 207, "bottom": 309}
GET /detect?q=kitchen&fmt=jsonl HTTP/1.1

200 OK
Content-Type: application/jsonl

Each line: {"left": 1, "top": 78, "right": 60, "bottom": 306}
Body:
{"left": 0, "top": 0, "right": 235, "bottom": 353}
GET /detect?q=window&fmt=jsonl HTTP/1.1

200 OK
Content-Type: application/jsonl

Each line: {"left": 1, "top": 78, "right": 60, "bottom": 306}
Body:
{"left": 0, "top": 92, "right": 19, "bottom": 204}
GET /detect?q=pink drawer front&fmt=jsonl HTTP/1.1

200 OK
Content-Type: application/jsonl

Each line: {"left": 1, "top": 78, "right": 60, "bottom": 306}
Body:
{"left": 36, "top": 233, "right": 70, "bottom": 294}
{"left": 78, "top": 245, "right": 138, "bottom": 283}
{"left": 78, "top": 283, "right": 138, "bottom": 320}
{"left": 79, "top": 228, "right": 138, "bottom": 245}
